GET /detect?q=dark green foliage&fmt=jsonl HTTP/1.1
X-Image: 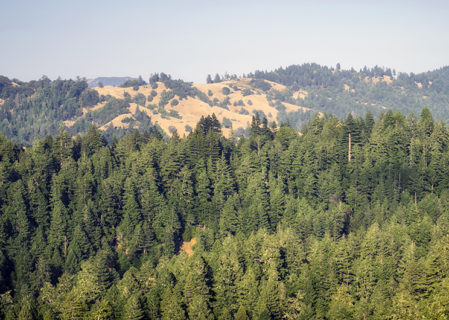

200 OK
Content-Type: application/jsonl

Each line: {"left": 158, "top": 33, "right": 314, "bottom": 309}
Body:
{"left": 222, "top": 87, "right": 231, "bottom": 95}
{"left": 120, "top": 76, "right": 146, "bottom": 88}
{"left": 158, "top": 90, "right": 175, "bottom": 108}
{"left": 123, "top": 91, "right": 131, "bottom": 102}
{"left": 168, "top": 110, "right": 182, "bottom": 119}
{"left": 171, "top": 99, "right": 179, "bottom": 107}
{"left": 248, "top": 63, "right": 449, "bottom": 124}
{"left": 239, "top": 108, "right": 249, "bottom": 115}
{"left": 152, "top": 73, "right": 199, "bottom": 100}
{"left": 0, "top": 76, "right": 87, "bottom": 144}
{"left": 249, "top": 79, "right": 272, "bottom": 91}
{"left": 168, "top": 126, "right": 177, "bottom": 134}
{"left": 222, "top": 117, "right": 232, "bottom": 129}
{"left": 80, "top": 89, "right": 100, "bottom": 108}
{"left": 206, "top": 75, "right": 213, "bottom": 84}
{"left": 133, "top": 93, "right": 146, "bottom": 106}
{"left": 1, "top": 109, "right": 449, "bottom": 318}
{"left": 219, "top": 97, "right": 230, "bottom": 110}
{"left": 0, "top": 76, "right": 163, "bottom": 144}
{"left": 79, "top": 98, "right": 129, "bottom": 129}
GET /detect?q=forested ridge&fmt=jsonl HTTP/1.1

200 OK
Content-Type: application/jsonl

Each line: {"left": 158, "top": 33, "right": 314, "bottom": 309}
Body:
{"left": 0, "top": 75, "right": 156, "bottom": 145}
{"left": 246, "top": 63, "right": 449, "bottom": 121}
{"left": 1, "top": 109, "right": 449, "bottom": 319}
{"left": 2, "top": 63, "right": 449, "bottom": 145}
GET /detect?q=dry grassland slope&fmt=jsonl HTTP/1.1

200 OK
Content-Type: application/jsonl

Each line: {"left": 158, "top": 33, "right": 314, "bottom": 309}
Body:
{"left": 85, "top": 79, "right": 312, "bottom": 137}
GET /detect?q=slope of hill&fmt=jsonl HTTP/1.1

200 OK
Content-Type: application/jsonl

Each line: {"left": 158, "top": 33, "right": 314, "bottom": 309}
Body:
{"left": 248, "top": 63, "right": 449, "bottom": 120}
{"left": 82, "top": 78, "right": 313, "bottom": 137}
{"left": 1, "top": 64, "right": 449, "bottom": 145}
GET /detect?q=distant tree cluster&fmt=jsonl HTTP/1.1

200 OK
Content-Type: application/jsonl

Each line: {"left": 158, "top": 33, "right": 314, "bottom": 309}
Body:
{"left": 158, "top": 90, "right": 175, "bottom": 108}
{"left": 0, "top": 74, "right": 161, "bottom": 143}
{"left": 133, "top": 93, "right": 146, "bottom": 106}
{"left": 247, "top": 63, "right": 449, "bottom": 126}
{"left": 0, "top": 76, "right": 96, "bottom": 144}
{"left": 150, "top": 73, "right": 198, "bottom": 100}
{"left": 249, "top": 79, "right": 272, "bottom": 91}
{"left": 206, "top": 73, "right": 239, "bottom": 84}
{"left": 81, "top": 97, "right": 129, "bottom": 127}
{"left": 120, "top": 76, "right": 146, "bottom": 88}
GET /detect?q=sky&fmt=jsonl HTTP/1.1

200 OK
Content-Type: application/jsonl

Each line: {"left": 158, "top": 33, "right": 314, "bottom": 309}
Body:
{"left": 1, "top": 0, "right": 448, "bottom": 83}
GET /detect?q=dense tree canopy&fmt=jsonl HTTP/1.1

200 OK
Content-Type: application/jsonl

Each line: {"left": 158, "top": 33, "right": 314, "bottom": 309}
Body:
{"left": 0, "top": 108, "right": 449, "bottom": 318}
{"left": 248, "top": 63, "right": 449, "bottom": 123}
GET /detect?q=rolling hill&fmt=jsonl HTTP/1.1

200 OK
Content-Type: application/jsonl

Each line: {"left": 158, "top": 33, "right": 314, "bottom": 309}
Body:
{"left": 1, "top": 63, "right": 449, "bottom": 144}
{"left": 79, "top": 78, "right": 313, "bottom": 138}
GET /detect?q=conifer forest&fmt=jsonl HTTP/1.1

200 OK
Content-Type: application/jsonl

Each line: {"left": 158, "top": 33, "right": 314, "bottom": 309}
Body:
{"left": 1, "top": 107, "right": 449, "bottom": 319}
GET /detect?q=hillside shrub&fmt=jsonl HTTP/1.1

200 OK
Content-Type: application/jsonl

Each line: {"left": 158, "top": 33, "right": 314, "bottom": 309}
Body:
{"left": 222, "top": 87, "right": 231, "bottom": 95}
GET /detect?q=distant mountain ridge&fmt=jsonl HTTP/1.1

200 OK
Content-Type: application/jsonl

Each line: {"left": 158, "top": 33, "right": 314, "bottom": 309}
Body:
{"left": 1, "top": 63, "right": 449, "bottom": 145}
{"left": 87, "top": 77, "right": 137, "bottom": 88}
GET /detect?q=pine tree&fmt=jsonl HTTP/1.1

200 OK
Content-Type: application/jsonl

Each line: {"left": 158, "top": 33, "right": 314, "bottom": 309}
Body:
{"left": 27, "top": 177, "right": 50, "bottom": 231}
{"left": 160, "top": 287, "right": 186, "bottom": 320}
{"left": 59, "top": 290, "right": 88, "bottom": 320}
{"left": 234, "top": 305, "right": 250, "bottom": 320}
{"left": 195, "top": 165, "right": 213, "bottom": 226}
{"left": 257, "top": 264, "right": 286, "bottom": 319}
{"left": 236, "top": 267, "right": 259, "bottom": 317}
{"left": 206, "top": 74, "right": 213, "bottom": 84}
{"left": 327, "top": 284, "right": 355, "bottom": 320}
{"left": 123, "top": 294, "right": 145, "bottom": 320}
{"left": 53, "top": 128, "right": 74, "bottom": 168}
{"left": 155, "top": 207, "right": 181, "bottom": 255}
{"left": 160, "top": 137, "right": 184, "bottom": 186}
{"left": 176, "top": 166, "right": 195, "bottom": 225}
{"left": 82, "top": 200, "right": 101, "bottom": 251}
{"left": 47, "top": 197, "right": 69, "bottom": 267}
{"left": 212, "top": 154, "right": 235, "bottom": 207}
{"left": 118, "top": 176, "right": 142, "bottom": 242}
{"left": 219, "top": 194, "right": 241, "bottom": 236}
{"left": 81, "top": 125, "right": 106, "bottom": 157}
{"left": 184, "top": 256, "right": 213, "bottom": 319}
{"left": 364, "top": 111, "right": 375, "bottom": 137}
{"left": 18, "top": 295, "right": 36, "bottom": 320}
{"left": 98, "top": 174, "right": 123, "bottom": 243}
{"left": 243, "top": 171, "right": 271, "bottom": 232}
{"left": 269, "top": 178, "right": 285, "bottom": 229}
{"left": 64, "top": 224, "right": 90, "bottom": 274}
{"left": 212, "top": 236, "right": 243, "bottom": 315}
{"left": 6, "top": 181, "right": 31, "bottom": 246}
{"left": 88, "top": 299, "right": 113, "bottom": 320}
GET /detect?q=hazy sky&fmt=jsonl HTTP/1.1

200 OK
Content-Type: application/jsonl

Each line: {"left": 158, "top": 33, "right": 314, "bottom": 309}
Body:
{"left": 1, "top": 0, "right": 448, "bottom": 82}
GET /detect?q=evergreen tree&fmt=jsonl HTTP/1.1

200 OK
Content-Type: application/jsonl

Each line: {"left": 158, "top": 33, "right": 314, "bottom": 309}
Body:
{"left": 219, "top": 194, "right": 241, "bottom": 236}
{"left": 160, "top": 287, "right": 186, "bottom": 320}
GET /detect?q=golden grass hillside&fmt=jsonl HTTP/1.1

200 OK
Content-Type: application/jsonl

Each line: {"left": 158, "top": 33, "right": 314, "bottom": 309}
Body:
{"left": 74, "top": 79, "right": 315, "bottom": 137}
